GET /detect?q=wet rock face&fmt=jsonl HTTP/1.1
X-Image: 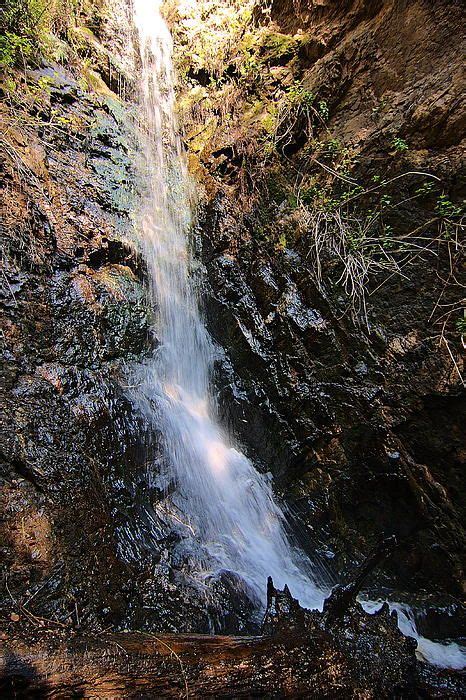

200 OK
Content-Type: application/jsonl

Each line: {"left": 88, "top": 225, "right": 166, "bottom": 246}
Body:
{"left": 0, "top": 63, "right": 159, "bottom": 631}
{"left": 263, "top": 579, "right": 420, "bottom": 697}
{"left": 185, "top": 0, "right": 466, "bottom": 613}
{"left": 200, "top": 191, "right": 465, "bottom": 604}
{"left": 0, "top": 62, "right": 271, "bottom": 638}
{"left": 201, "top": 197, "right": 464, "bottom": 608}
{"left": 1, "top": 0, "right": 464, "bottom": 664}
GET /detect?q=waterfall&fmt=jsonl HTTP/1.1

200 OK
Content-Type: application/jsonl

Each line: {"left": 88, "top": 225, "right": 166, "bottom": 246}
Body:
{"left": 129, "top": 0, "right": 325, "bottom": 612}
{"left": 126, "top": 0, "right": 464, "bottom": 671}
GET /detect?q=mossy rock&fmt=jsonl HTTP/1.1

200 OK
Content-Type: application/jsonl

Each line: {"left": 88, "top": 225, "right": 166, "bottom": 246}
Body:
{"left": 90, "top": 156, "right": 133, "bottom": 213}
{"left": 186, "top": 117, "right": 219, "bottom": 157}
{"left": 81, "top": 65, "right": 116, "bottom": 98}
{"left": 177, "top": 85, "right": 211, "bottom": 120}
{"left": 260, "top": 31, "right": 300, "bottom": 62}
{"left": 90, "top": 107, "right": 131, "bottom": 150}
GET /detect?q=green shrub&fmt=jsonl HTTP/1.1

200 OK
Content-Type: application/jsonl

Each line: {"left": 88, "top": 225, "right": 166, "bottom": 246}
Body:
{"left": 0, "top": 31, "right": 33, "bottom": 67}
{"left": 435, "top": 194, "right": 463, "bottom": 218}
{"left": 0, "top": 0, "right": 77, "bottom": 66}
{"left": 391, "top": 137, "right": 409, "bottom": 152}
{"left": 286, "top": 82, "right": 314, "bottom": 108}
{"left": 318, "top": 100, "right": 329, "bottom": 120}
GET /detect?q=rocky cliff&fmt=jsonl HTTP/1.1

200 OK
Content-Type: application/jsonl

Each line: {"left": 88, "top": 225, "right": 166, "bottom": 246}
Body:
{"left": 1, "top": 0, "right": 465, "bottom": 673}
{"left": 171, "top": 0, "right": 466, "bottom": 626}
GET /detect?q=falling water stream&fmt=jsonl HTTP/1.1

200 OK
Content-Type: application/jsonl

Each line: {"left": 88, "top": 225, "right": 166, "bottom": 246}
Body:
{"left": 128, "top": 0, "right": 464, "bottom": 670}
{"left": 130, "top": 0, "right": 325, "bottom": 613}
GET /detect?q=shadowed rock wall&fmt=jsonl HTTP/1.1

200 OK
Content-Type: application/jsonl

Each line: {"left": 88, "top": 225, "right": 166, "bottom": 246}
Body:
{"left": 1, "top": 0, "right": 464, "bottom": 647}
{"left": 176, "top": 0, "right": 465, "bottom": 617}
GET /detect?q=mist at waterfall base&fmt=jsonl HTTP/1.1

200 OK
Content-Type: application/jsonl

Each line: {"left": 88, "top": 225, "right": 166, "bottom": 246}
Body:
{"left": 122, "top": 0, "right": 465, "bottom": 670}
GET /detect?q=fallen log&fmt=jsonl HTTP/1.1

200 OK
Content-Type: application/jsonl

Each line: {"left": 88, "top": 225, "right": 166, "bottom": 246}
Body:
{"left": 1, "top": 598, "right": 464, "bottom": 698}
{"left": 1, "top": 539, "right": 463, "bottom": 699}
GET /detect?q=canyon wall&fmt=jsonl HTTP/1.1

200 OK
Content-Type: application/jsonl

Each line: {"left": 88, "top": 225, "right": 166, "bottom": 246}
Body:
{"left": 1, "top": 0, "right": 464, "bottom": 642}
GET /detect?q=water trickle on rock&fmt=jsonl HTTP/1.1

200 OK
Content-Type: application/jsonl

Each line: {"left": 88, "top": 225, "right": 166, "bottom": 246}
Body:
{"left": 129, "top": 0, "right": 325, "bottom": 612}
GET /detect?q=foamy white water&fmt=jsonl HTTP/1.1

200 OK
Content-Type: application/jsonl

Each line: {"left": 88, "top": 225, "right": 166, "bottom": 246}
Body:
{"left": 360, "top": 600, "right": 466, "bottom": 670}
{"left": 129, "top": 0, "right": 465, "bottom": 671}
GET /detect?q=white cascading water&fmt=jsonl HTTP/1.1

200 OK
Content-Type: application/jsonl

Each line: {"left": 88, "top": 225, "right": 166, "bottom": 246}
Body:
{"left": 129, "top": 0, "right": 465, "bottom": 670}
{"left": 130, "top": 0, "right": 325, "bottom": 612}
